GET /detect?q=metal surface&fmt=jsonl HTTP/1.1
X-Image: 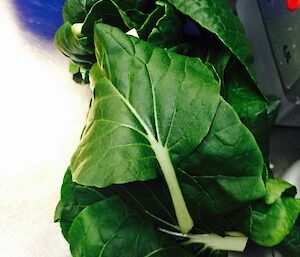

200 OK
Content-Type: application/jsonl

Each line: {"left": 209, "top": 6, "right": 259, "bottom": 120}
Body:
{"left": 0, "top": 1, "right": 299, "bottom": 257}
{"left": 258, "top": 0, "right": 300, "bottom": 104}
{"left": 237, "top": 0, "right": 300, "bottom": 126}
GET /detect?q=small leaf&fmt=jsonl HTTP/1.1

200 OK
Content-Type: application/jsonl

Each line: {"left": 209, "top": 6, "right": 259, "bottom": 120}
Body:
{"left": 229, "top": 198, "right": 300, "bottom": 246}
{"left": 54, "top": 22, "right": 95, "bottom": 66}
{"left": 265, "top": 178, "right": 297, "bottom": 205}
{"left": 81, "top": 0, "right": 133, "bottom": 37}
{"left": 147, "top": 2, "right": 184, "bottom": 48}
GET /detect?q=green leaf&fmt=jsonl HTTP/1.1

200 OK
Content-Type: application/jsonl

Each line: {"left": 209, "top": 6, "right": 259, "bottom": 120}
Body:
{"left": 125, "top": 9, "right": 149, "bottom": 27}
{"left": 54, "top": 22, "right": 95, "bottom": 66}
{"left": 146, "top": 1, "right": 184, "bottom": 48}
{"left": 276, "top": 221, "right": 300, "bottom": 257}
{"left": 55, "top": 169, "right": 179, "bottom": 239}
{"left": 137, "top": 6, "right": 165, "bottom": 38}
{"left": 179, "top": 98, "right": 265, "bottom": 226}
{"left": 229, "top": 198, "right": 300, "bottom": 246}
{"left": 63, "top": 0, "right": 98, "bottom": 24}
{"left": 68, "top": 197, "right": 195, "bottom": 257}
{"left": 224, "top": 62, "right": 271, "bottom": 159}
{"left": 54, "top": 168, "right": 113, "bottom": 240}
{"left": 166, "top": 0, "right": 256, "bottom": 82}
{"left": 265, "top": 178, "right": 297, "bottom": 205}
{"left": 81, "top": 0, "right": 133, "bottom": 37}
{"left": 206, "top": 39, "right": 231, "bottom": 89}
{"left": 71, "top": 23, "right": 221, "bottom": 232}
{"left": 114, "top": 0, "right": 156, "bottom": 13}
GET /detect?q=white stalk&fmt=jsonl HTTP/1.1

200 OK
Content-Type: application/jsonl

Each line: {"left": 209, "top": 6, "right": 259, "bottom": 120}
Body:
{"left": 148, "top": 135, "right": 194, "bottom": 234}
{"left": 71, "top": 23, "right": 84, "bottom": 37}
{"left": 159, "top": 228, "right": 248, "bottom": 253}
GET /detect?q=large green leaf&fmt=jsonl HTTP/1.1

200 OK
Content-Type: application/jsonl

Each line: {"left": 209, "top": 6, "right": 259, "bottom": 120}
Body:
{"left": 68, "top": 197, "right": 195, "bottom": 257}
{"left": 57, "top": 168, "right": 250, "bottom": 256}
{"left": 55, "top": 169, "right": 177, "bottom": 240}
{"left": 71, "top": 23, "right": 221, "bottom": 232}
{"left": 72, "top": 23, "right": 220, "bottom": 185}
{"left": 166, "top": 0, "right": 256, "bottom": 82}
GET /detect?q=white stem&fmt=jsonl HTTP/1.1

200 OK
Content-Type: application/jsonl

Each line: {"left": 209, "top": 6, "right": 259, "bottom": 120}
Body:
{"left": 148, "top": 135, "right": 194, "bottom": 234}
{"left": 159, "top": 228, "right": 248, "bottom": 253}
{"left": 184, "top": 232, "right": 248, "bottom": 252}
{"left": 71, "top": 23, "right": 84, "bottom": 37}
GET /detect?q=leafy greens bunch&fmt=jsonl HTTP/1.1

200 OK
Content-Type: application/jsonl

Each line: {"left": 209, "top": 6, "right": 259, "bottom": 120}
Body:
{"left": 54, "top": 0, "right": 300, "bottom": 256}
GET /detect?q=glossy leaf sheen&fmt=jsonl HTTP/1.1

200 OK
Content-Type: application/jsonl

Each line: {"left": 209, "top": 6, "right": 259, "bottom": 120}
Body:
{"left": 68, "top": 197, "right": 195, "bottom": 257}
{"left": 71, "top": 23, "right": 220, "bottom": 187}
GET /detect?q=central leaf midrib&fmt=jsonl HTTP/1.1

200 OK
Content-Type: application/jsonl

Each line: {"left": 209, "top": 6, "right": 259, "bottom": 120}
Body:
{"left": 106, "top": 75, "right": 193, "bottom": 233}
{"left": 106, "top": 78, "right": 156, "bottom": 145}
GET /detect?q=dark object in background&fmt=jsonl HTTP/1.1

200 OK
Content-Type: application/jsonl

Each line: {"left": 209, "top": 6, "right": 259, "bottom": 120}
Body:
{"left": 13, "top": 0, "right": 64, "bottom": 40}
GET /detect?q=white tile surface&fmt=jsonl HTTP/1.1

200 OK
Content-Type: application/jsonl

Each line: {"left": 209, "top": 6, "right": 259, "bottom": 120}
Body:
{"left": 0, "top": 2, "right": 91, "bottom": 256}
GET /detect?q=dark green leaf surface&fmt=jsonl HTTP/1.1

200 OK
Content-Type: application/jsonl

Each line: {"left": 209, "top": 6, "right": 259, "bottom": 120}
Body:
{"left": 68, "top": 197, "right": 195, "bottom": 257}
{"left": 55, "top": 169, "right": 178, "bottom": 239}
{"left": 54, "top": 168, "right": 113, "bottom": 240}
{"left": 63, "top": 0, "right": 88, "bottom": 24}
{"left": 81, "top": 0, "right": 133, "bottom": 37}
{"left": 55, "top": 22, "right": 95, "bottom": 66}
{"left": 147, "top": 2, "right": 184, "bottom": 48}
{"left": 206, "top": 39, "right": 231, "bottom": 86}
{"left": 179, "top": 98, "right": 265, "bottom": 222}
{"left": 166, "top": 0, "right": 256, "bottom": 82}
{"left": 229, "top": 198, "right": 300, "bottom": 246}
{"left": 276, "top": 221, "right": 300, "bottom": 257}
{"left": 63, "top": 0, "right": 155, "bottom": 24}
{"left": 224, "top": 63, "right": 271, "bottom": 159}
{"left": 71, "top": 23, "right": 220, "bottom": 187}
{"left": 114, "top": 0, "right": 156, "bottom": 13}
